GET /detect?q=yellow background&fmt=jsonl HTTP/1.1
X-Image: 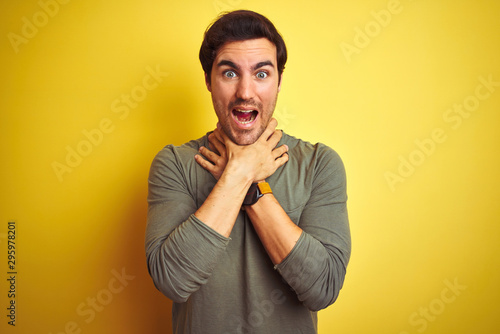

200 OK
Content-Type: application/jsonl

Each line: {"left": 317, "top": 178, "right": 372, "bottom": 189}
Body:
{"left": 1, "top": 0, "right": 499, "bottom": 333}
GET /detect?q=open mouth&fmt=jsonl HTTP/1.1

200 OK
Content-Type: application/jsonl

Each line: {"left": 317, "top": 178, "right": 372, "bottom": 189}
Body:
{"left": 232, "top": 109, "right": 258, "bottom": 125}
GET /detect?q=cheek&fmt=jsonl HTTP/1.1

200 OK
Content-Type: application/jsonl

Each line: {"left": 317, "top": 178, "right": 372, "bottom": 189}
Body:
{"left": 213, "top": 84, "right": 233, "bottom": 102}
{"left": 261, "top": 88, "right": 278, "bottom": 105}
{"left": 258, "top": 81, "right": 279, "bottom": 97}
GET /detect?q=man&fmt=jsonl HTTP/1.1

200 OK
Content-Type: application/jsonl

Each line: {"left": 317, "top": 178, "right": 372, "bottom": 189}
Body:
{"left": 146, "top": 10, "right": 351, "bottom": 334}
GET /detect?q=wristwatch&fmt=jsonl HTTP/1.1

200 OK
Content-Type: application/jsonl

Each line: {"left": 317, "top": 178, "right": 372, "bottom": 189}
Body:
{"left": 243, "top": 182, "right": 272, "bottom": 206}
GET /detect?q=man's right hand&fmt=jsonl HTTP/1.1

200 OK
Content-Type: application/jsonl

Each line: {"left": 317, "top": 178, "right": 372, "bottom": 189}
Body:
{"left": 196, "top": 118, "right": 289, "bottom": 183}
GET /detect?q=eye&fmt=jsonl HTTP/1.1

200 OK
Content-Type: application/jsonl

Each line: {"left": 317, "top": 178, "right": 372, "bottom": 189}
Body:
{"left": 224, "top": 70, "right": 236, "bottom": 78}
{"left": 256, "top": 71, "right": 268, "bottom": 79}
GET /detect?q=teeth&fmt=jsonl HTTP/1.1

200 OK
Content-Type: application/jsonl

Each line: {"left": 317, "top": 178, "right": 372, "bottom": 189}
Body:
{"left": 234, "top": 109, "right": 256, "bottom": 124}
{"left": 237, "top": 118, "right": 254, "bottom": 124}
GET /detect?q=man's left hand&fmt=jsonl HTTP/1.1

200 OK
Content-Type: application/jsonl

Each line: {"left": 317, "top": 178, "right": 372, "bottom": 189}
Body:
{"left": 195, "top": 119, "right": 289, "bottom": 181}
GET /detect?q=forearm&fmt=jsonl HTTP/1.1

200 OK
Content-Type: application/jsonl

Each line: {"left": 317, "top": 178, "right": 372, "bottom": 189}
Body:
{"left": 244, "top": 193, "right": 303, "bottom": 265}
{"left": 245, "top": 182, "right": 350, "bottom": 311}
{"left": 275, "top": 232, "right": 348, "bottom": 311}
{"left": 195, "top": 169, "right": 253, "bottom": 237}
{"left": 194, "top": 122, "right": 288, "bottom": 238}
{"left": 146, "top": 212, "right": 230, "bottom": 303}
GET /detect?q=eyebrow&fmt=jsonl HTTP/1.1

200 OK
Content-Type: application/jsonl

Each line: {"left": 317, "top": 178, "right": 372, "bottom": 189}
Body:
{"left": 216, "top": 60, "right": 275, "bottom": 71}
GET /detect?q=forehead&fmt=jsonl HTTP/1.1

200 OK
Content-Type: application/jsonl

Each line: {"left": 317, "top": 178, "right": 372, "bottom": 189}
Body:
{"left": 214, "top": 38, "right": 277, "bottom": 66}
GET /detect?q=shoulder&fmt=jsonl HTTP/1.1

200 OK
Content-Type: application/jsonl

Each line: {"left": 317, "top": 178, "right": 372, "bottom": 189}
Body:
{"left": 281, "top": 132, "right": 345, "bottom": 173}
{"left": 281, "top": 133, "right": 347, "bottom": 204}
{"left": 153, "top": 134, "right": 208, "bottom": 163}
{"left": 149, "top": 134, "right": 208, "bottom": 178}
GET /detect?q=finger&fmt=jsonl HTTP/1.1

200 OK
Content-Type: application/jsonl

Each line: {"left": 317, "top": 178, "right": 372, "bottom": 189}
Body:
{"left": 208, "top": 133, "right": 217, "bottom": 152}
{"left": 272, "top": 144, "right": 288, "bottom": 160}
{"left": 208, "top": 132, "right": 226, "bottom": 157}
{"left": 210, "top": 131, "right": 223, "bottom": 144}
{"left": 198, "top": 146, "right": 220, "bottom": 165}
{"left": 212, "top": 129, "right": 225, "bottom": 146}
{"left": 213, "top": 126, "right": 220, "bottom": 137}
{"left": 207, "top": 132, "right": 219, "bottom": 153}
{"left": 215, "top": 124, "right": 236, "bottom": 147}
{"left": 194, "top": 154, "right": 217, "bottom": 173}
{"left": 266, "top": 129, "right": 283, "bottom": 149}
{"left": 268, "top": 117, "right": 278, "bottom": 129}
{"left": 259, "top": 118, "right": 278, "bottom": 143}
{"left": 273, "top": 150, "right": 289, "bottom": 168}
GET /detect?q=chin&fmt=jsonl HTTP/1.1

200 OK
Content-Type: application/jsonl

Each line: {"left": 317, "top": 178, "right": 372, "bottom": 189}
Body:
{"left": 232, "top": 135, "right": 257, "bottom": 146}
{"left": 229, "top": 129, "right": 261, "bottom": 146}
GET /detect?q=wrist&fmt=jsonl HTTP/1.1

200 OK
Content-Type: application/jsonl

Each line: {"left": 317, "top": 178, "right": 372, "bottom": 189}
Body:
{"left": 224, "top": 161, "right": 255, "bottom": 183}
{"left": 242, "top": 182, "right": 272, "bottom": 207}
{"left": 219, "top": 168, "right": 253, "bottom": 193}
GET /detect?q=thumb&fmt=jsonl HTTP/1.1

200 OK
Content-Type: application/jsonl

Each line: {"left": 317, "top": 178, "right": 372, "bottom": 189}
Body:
{"left": 215, "top": 123, "right": 235, "bottom": 147}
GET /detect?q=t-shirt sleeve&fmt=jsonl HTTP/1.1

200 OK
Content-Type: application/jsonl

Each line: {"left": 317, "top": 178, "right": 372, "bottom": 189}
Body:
{"left": 145, "top": 145, "right": 230, "bottom": 303}
{"left": 275, "top": 145, "right": 351, "bottom": 311}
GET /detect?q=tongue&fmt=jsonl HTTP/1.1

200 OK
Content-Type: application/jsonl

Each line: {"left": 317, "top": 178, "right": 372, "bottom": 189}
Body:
{"left": 234, "top": 110, "right": 254, "bottom": 122}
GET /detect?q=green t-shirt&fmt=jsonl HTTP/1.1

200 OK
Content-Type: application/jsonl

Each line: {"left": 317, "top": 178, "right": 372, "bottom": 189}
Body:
{"left": 146, "top": 132, "right": 351, "bottom": 334}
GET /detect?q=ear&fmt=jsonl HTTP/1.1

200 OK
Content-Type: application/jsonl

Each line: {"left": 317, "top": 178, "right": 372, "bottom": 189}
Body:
{"left": 205, "top": 72, "right": 212, "bottom": 92}
{"left": 277, "top": 73, "right": 283, "bottom": 92}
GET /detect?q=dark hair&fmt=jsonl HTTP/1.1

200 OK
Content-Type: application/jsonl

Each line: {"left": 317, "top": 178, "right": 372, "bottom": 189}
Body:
{"left": 199, "top": 10, "right": 287, "bottom": 81}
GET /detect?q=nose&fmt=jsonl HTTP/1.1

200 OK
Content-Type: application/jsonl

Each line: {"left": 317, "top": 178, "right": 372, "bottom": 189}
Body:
{"left": 235, "top": 75, "right": 254, "bottom": 101}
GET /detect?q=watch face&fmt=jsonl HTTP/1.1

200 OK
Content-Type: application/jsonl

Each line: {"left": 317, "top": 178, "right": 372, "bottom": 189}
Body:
{"left": 243, "top": 183, "right": 260, "bottom": 206}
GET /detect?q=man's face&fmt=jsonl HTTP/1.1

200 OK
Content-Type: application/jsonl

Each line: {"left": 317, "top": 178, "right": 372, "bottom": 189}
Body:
{"left": 206, "top": 38, "right": 282, "bottom": 145}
